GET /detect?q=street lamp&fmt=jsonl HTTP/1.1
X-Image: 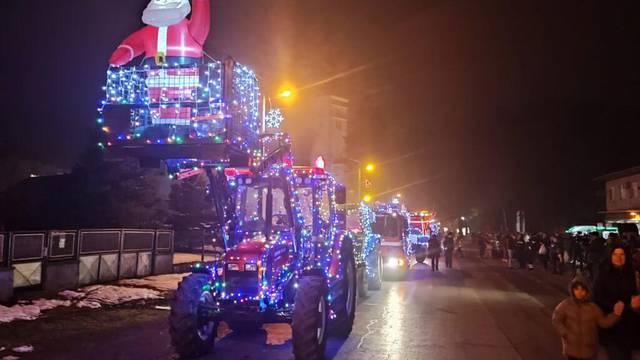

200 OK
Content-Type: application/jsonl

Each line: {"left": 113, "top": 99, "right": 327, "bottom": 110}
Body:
{"left": 363, "top": 194, "right": 373, "bottom": 203}
{"left": 279, "top": 89, "right": 294, "bottom": 98}
{"left": 365, "top": 163, "right": 375, "bottom": 173}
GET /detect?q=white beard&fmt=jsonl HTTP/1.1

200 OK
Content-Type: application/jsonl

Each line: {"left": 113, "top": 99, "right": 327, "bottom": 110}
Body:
{"left": 142, "top": 0, "right": 191, "bottom": 27}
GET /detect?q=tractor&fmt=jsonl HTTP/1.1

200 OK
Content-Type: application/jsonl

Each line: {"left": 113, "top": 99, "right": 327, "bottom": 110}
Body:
{"left": 169, "top": 156, "right": 357, "bottom": 359}
{"left": 342, "top": 201, "right": 383, "bottom": 297}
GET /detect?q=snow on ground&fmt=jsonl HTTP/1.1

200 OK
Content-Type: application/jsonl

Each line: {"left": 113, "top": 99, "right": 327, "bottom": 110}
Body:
{"left": 2, "top": 355, "right": 20, "bottom": 360}
{"left": 0, "top": 304, "right": 43, "bottom": 323}
{"left": 11, "top": 346, "right": 33, "bottom": 353}
{"left": 0, "top": 274, "right": 184, "bottom": 324}
{"left": 80, "top": 285, "right": 161, "bottom": 306}
{"left": 118, "top": 273, "right": 189, "bottom": 291}
{"left": 173, "top": 252, "right": 216, "bottom": 264}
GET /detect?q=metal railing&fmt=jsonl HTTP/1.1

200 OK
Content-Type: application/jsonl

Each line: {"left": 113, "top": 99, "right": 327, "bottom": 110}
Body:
{"left": 5, "top": 229, "right": 174, "bottom": 289}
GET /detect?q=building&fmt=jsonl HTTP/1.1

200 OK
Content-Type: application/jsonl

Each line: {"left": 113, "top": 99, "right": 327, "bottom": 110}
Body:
{"left": 290, "top": 95, "right": 353, "bottom": 196}
{"left": 595, "top": 165, "right": 640, "bottom": 225}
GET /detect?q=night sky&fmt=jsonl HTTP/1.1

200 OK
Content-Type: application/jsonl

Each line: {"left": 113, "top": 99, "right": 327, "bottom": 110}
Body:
{"left": 1, "top": 1, "right": 639, "bottom": 230}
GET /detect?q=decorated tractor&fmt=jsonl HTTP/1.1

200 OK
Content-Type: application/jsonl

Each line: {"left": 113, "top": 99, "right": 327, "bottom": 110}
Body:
{"left": 372, "top": 203, "right": 410, "bottom": 278}
{"left": 170, "top": 159, "right": 357, "bottom": 359}
{"left": 100, "top": 2, "right": 358, "bottom": 359}
{"left": 407, "top": 211, "right": 440, "bottom": 264}
{"left": 342, "top": 201, "right": 383, "bottom": 297}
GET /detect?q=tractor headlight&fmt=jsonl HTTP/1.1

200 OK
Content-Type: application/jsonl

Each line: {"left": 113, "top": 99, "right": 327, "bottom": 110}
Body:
{"left": 386, "top": 257, "right": 404, "bottom": 267}
{"left": 245, "top": 263, "right": 258, "bottom": 272}
{"left": 227, "top": 263, "right": 240, "bottom": 271}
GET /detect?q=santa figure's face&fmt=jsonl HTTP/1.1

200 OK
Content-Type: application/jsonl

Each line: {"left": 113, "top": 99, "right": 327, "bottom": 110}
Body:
{"left": 142, "top": 0, "right": 191, "bottom": 27}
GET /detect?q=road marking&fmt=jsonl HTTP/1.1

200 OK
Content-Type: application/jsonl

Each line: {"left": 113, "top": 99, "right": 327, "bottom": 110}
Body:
{"left": 356, "top": 319, "right": 379, "bottom": 349}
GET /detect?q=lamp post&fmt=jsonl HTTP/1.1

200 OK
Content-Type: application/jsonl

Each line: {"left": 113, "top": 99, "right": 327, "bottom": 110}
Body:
{"left": 341, "top": 157, "right": 375, "bottom": 202}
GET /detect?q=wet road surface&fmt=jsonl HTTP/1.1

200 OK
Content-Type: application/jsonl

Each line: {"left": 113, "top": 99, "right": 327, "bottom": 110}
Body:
{"left": 0, "top": 253, "right": 568, "bottom": 360}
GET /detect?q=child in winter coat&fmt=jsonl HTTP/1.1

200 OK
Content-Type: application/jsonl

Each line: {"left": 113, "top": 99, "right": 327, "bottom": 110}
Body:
{"left": 552, "top": 275, "right": 624, "bottom": 360}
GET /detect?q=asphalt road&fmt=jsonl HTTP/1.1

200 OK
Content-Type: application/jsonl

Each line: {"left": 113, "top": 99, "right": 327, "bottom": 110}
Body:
{"left": 0, "top": 253, "right": 571, "bottom": 360}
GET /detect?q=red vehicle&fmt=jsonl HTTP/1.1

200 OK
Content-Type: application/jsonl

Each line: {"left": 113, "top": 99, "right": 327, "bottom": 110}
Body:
{"left": 408, "top": 211, "right": 438, "bottom": 264}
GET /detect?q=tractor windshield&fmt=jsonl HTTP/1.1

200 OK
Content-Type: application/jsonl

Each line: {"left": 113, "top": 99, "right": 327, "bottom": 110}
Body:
{"left": 235, "top": 179, "right": 292, "bottom": 236}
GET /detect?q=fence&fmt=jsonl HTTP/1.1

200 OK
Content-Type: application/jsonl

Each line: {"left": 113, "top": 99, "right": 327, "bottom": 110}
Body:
{"left": 0, "top": 229, "right": 174, "bottom": 292}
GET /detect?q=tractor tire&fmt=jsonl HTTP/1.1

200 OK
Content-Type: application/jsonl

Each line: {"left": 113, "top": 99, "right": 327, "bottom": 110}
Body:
{"left": 328, "top": 240, "right": 357, "bottom": 338}
{"left": 292, "top": 275, "right": 329, "bottom": 360}
{"left": 368, "top": 254, "right": 383, "bottom": 291}
{"left": 170, "top": 274, "right": 218, "bottom": 359}
{"left": 357, "top": 264, "right": 369, "bottom": 298}
{"left": 415, "top": 245, "right": 427, "bottom": 264}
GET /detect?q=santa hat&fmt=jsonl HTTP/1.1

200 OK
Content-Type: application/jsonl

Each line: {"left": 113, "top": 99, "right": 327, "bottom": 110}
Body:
{"left": 142, "top": 0, "right": 191, "bottom": 27}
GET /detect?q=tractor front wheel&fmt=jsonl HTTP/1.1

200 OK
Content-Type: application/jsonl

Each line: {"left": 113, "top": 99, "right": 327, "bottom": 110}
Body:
{"left": 170, "top": 274, "right": 218, "bottom": 358}
{"left": 292, "top": 275, "right": 329, "bottom": 360}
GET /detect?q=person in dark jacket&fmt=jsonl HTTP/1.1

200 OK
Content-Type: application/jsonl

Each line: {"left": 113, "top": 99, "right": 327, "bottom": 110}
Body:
{"left": 515, "top": 234, "right": 527, "bottom": 269}
{"left": 443, "top": 232, "right": 455, "bottom": 269}
{"left": 552, "top": 275, "right": 623, "bottom": 360}
{"left": 586, "top": 232, "right": 606, "bottom": 281}
{"left": 428, "top": 233, "right": 442, "bottom": 271}
{"left": 593, "top": 245, "right": 640, "bottom": 360}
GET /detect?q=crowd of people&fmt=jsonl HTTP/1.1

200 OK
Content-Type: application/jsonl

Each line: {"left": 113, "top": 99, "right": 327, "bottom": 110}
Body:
{"left": 473, "top": 231, "right": 640, "bottom": 360}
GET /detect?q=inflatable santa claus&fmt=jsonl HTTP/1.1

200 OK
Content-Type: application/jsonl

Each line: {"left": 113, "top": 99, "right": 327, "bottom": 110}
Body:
{"left": 109, "top": 0, "right": 210, "bottom": 67}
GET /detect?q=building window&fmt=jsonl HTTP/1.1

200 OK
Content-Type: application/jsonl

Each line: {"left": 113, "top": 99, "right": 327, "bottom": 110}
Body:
{"left": 608, "top": 187, "right": 614, "bottom": 201}
{"left": 620, "top": 185, "right": 627, "bottom": 200}
{"left": 633, "top": 182, "right": 639, "bottom": 198}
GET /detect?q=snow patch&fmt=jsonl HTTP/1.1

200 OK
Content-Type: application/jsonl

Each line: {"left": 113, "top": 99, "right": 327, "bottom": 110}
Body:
{"left": 2, "top": 355, "right": 20, "bottom": 360}
{"left": 75, "top": 300, "right": 102, "bottom": 309}
{"left": 0, "top": 304, "right": 42, "bottom": 323}
{"left": 0, "top": 347, "right": 5, "bottom": 352}
{"left": 31, "top": 299, "right": 71, "bottom": 311}
{"left": 58, "top": 290, "right": 85, "bottom": 300}
{"left": 117, "top": 273, "right": 189, "bottom": 291}
{"left": 11, "top": 346, "right": 33, "bottom": 353}
{"left": 80, "top": 285, "right": 162, "bottom": 306}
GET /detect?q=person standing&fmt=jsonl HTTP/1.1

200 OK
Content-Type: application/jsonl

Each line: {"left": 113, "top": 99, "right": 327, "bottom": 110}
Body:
{"left": 552, "top": 275, "right": 623, "bottom": 360}
{"left": 593, "top": 245, "right": 640, "bottom": 360}
{"left": 478, "top": 233, "right": 487, "bottom": 259}
{"left": 443, "top": 232, "right": 455, "bottom": 269}
{"left": 455, "top": 234, "right": 465, "bottom": 258}
{"left": 549, "top": 234, "right": 561, "bottom": 274}
{"left": 538, "top": 233, "right": 550, "bottom": 271}
{"left": 428, "top": 233, "right": 442, "bottom": 271}
{"left": 506, "top": 233, "right": 516, "bottom": 269}
{"left": 516, "top": 233, "right": 527, "bottom": 269}
{"left": 586, "top": 232, "right": 606, "bottom": 281}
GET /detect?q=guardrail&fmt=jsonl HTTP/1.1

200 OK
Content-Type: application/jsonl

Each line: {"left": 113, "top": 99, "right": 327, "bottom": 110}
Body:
{"left": 1, "top": 229, "right": 174, "bottom": 295}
